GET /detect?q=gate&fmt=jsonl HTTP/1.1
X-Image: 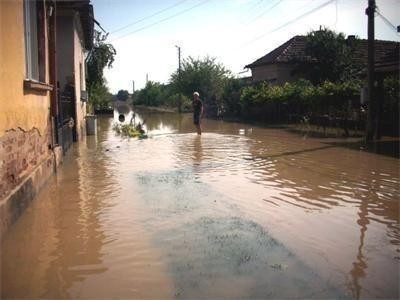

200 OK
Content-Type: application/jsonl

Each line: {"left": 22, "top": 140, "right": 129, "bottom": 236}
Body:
{"left": 57, "top": 93, "right": 75, "bottom": 154}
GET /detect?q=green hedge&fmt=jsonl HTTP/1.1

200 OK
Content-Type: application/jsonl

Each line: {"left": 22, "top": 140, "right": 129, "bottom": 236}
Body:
{"left": 240, "top": 79, "right": 361, "bottom": 111}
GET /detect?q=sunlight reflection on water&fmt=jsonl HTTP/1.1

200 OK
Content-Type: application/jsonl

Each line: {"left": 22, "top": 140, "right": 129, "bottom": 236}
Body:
{"left": 1, "top": 111, "right": 399, "bottom": 299}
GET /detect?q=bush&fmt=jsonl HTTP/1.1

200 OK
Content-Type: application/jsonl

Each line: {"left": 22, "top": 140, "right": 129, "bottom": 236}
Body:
{"left": 241, "top": 80, "right": 360, "bottom": 106}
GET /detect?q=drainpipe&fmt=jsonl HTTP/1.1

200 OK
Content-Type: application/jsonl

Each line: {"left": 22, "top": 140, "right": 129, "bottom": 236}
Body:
{"left": 48, "top": 0, "right": 58, "bottom": 144}
{"left": 48, "top": 0, "right": 59, "bottom": 170}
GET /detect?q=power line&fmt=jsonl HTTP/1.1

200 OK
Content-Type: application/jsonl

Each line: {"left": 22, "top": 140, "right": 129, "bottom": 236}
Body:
{"left": 375, "top": 10, "right": 399, "bottom": 34}
{"left": 111, "top": 0, "right": 210, "bottom": 42}
{"left": 244, "top": 0, "right": 336, "bottom": 46}
{"left": 239, "top": 0, "right": 264, "bottom": 20}
{"left": 334, "top": 0, "right": 338, "bottom": 28}
{"left": 110, "top": 0, "right": 189, "bottom": 34}
{"left": 239, "top": 0, "right": 264, "bottom": 23}
{"left": 246, "top": 0, "right": 283, "bottom": 25}
{"left": 248, "top": 0, "right": 265, "bottom": 12}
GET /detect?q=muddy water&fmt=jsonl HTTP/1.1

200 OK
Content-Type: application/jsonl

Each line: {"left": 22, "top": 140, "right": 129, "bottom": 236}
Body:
{"left": 1, "top": 110, "right": 399, "bottom": 299}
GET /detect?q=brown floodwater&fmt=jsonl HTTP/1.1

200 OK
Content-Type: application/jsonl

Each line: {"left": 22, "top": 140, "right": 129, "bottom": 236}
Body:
{"left": 1, "top": 110, "right": 399, "bottom": 299}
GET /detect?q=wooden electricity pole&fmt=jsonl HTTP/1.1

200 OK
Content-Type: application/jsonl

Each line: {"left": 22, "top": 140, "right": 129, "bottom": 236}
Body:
{"left": 365, "top": 0, "right": 376, "bottom": 141}
{"left": 175, "top": 45, "right": 182, "bottom": 113}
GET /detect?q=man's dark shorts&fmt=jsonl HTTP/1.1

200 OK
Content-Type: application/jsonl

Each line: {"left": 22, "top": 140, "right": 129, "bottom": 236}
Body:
{"left": 194, "top": 115, "right": 200, "bottom": 125}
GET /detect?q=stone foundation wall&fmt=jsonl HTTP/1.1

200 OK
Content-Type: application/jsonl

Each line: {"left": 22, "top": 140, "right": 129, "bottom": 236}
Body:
{"left": 0, "top": 127, "right": 52, "bottom": 198}
{"left": 0, "top": 126, "right": 56, "bottom": 238}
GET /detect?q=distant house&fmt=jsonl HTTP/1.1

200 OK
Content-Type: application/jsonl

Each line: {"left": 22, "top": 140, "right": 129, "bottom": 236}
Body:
{"left": 373, "top": 44, "right": 399, "bottom": 76}
{"left": 245, "top": 36, "right": 307, "bottom": 85}
{"left": 0, "top": 0, "right": 94, "bottom": 238}
{"left": 245, "top": 35, "right": 399, "bottom": 85}
{"left": 368, "top": 44, "right": 400, "bottom": 137}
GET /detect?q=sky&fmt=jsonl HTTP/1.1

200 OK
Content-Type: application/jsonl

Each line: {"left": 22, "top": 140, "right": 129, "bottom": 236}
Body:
{"left": 91, "top": 0, "right": 400, "bottom": 93}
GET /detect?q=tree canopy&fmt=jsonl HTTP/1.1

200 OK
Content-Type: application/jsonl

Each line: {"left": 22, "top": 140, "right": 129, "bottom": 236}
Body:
{"left": 133, "top": 56, "right": 232, "bottom": 112}
{"left": 86, "top": 31, "right": 116, "bottom": 110}
{"left": 293, "top": 28, "right": 361, "bottom": 84}
{"left": 116, "top": 89, "right": 130, "bottom": 101}
{"left": 169, "top": 56, "right": 231, "bottom": 104}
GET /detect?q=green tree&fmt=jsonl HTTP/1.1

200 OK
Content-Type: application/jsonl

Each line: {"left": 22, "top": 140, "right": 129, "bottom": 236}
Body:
{"left": 86, "top": 30, "right": 116, "bottom": 111}
{"left": 116, "top": 89, "right": 129, "bottom": 101}
{"left": 222, "top": 77, "right": 246, "bottom": 115}
{"left": 135, "top": 81, "right": 166, "bottom": 106}
{"left": 169, "top": 56, "right": 231, "bottom": 106}
{"left": 293, "top": 27, "right": 361, "bottom": 84}
{"left": 89, "top": 82, "right": 113, "bottom": 109}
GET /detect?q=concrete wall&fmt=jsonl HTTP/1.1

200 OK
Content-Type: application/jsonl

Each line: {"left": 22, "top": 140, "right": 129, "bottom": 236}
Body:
{"left": 0, "top": 0, "right": 57, "bottom": 239}
{"left": 252, "top": 64, "right": 278, "bottom": 83}
{"left": 251, "top": 63, "right": 298, "bottom": 85}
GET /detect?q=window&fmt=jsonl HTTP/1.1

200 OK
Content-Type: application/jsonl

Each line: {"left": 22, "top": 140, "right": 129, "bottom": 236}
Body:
{"left": 79, "top": 62, "right": 83, "bottom": 90}
{"left": 79, "top": 62, "right": 88, "bottom": 101}
{"left": 24, "top": 0, "right": 45, "bottom": 82}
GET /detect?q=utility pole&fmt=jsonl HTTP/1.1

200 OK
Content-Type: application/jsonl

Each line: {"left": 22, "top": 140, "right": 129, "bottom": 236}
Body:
{"left": 175, "top": 45, "right": 182, "bottom": 113}
{"left": 131, "top": 80, "right": 135, "bottom": 105}
{"left": 176, "top": 45, "right": 181, "bottom": 76}
{"left": 365, "top": 0, "right": 376, "bottom": 141}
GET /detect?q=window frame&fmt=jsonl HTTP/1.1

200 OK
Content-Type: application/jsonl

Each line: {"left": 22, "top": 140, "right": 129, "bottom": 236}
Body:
{"left": 23, "top": 0, "right": 46, "bottom": 84}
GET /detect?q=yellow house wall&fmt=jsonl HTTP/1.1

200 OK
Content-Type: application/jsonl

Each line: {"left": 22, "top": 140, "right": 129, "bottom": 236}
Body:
{"left": 0, "top": 0, "right": 56, "bottom": 237}
{"left": 0, "top": 0, "right": 51, "bottom": 137}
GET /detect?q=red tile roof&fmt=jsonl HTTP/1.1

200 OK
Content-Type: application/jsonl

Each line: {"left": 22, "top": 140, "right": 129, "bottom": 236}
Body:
{"left": 245, "top": 35, "right": 399, "bottom": 70}
{"left": 245, "top": 36, "right": 307, "bottom": 68}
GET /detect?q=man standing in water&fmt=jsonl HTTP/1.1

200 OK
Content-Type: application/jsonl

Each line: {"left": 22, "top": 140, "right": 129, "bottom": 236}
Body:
{"left": 193, "top": 91, "right": 204, "bottom": 135}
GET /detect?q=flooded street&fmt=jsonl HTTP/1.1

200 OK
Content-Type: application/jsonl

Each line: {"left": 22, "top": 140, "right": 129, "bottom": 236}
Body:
{"left": 1, "top": 110, "right": 399, "bottom": 299}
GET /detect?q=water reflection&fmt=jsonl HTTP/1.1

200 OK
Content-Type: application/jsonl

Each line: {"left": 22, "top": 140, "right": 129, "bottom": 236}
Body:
{"left": 113, "top": 102, "right": 133, "bottom": 125}
{"left": 192, "top": 135, "right": 203, "bottom": 168}
{"left": 349, "top": 197, "right": 368, "bottom": 300}
{"left": 1, "top": 111, "right": 398, "bottom": 299}
{"left": 244, "top": 130, "right": 399, "bottom": 298}
{"left": 1, "top": 122, "right": 114, "bottom": 297}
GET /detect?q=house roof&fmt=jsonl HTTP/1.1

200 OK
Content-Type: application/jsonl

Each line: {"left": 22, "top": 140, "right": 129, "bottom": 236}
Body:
{"left": 355, "top": 39, "right": 399, "bottom": 68}
{"left": 56, "top": 0, "right": 94, "bottom": 50}
{"left": 245, "top": 36, "right": 307, "bottom": 68}
{"left": 245, "top": 35, "right": 400, "bottom": 70}
{"left": 371, "top": 43, "right": 399, "bottom": 75}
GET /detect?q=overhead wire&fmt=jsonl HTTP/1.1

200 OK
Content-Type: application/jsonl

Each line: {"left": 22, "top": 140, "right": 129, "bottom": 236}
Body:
{"left": 247, "top": 0, "right": 265, "bottom": 12}
{"left": 238, "top": 0, "right": 264, "bottom": 23}
{"left": 334, "top": 0, "right": 338, "bottom": 28}
{"left": 242, "top": 0, "right": 336, "bottom": 46}
{"left": 110, "top": 0, "right": 189, "bottom": 34}
{"left": 110, "top": 0, "right": 210, "bottom": 42}
{"left": 245, "top": 0, "right": 283, "bottom": 25}
{"left": 375, "top": 9, "right": 399, "bottom": 34}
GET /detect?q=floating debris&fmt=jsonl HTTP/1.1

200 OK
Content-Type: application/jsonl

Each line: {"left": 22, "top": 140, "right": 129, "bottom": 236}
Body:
{"left": 269, "top": 263, "right": 288, "bottom": 270}
{"left": 113, "top": 123, "right": 148, "bottom": 139}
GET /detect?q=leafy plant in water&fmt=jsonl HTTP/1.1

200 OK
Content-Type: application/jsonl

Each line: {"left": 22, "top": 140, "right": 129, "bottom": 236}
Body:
{"left": 112, "top": 123, "right": 147, "bottom": 139}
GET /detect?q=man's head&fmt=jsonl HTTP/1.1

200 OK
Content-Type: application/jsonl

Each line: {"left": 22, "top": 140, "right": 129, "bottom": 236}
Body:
{"left": 193, "top": 91, "right": 200, "bottom": 100}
